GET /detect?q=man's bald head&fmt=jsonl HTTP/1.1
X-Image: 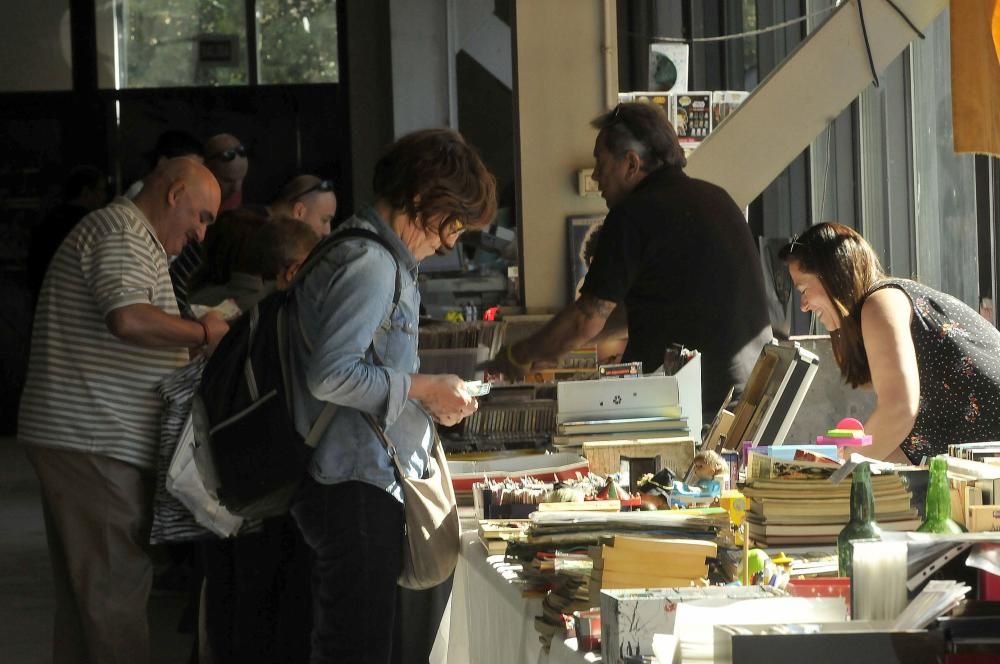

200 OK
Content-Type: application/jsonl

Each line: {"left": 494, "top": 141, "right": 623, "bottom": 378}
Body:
{"left": 204, "top": 133, "right": 248, "bottom": 207}
{"left": 270, "top": 174, "right": 337, "bottom": 237}
{"left": 135, "top": 157, "right": 221, "bottom": 256}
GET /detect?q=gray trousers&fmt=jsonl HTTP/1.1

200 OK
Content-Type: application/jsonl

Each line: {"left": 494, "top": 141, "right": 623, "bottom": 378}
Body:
{"left": 26, "top": 446, "right": 154, "bottom": 664}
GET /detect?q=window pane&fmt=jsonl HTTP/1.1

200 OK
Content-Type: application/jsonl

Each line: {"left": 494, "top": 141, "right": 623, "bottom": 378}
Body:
{"left": 257, "top": 0, "right": 339, "bottom": 84}
{"left": 116, "top": 0, "right": 248, "bottom": 88}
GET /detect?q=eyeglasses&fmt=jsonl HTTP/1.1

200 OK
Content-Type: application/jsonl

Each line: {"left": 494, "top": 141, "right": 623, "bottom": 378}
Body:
{"left": 206, "top": 144, "right": 247, "bottom": 162}
{"left": 609, "top": 104, "right": 634, "bottom": 133}
{"left": 289, "top": 179, "right": 334, "bottom": 202}
{"left": 432, "top": 218, "right": 466, "bottom": 253}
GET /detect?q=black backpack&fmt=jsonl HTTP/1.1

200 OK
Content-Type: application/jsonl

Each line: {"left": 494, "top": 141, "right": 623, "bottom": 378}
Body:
{"left": 191, "top": 228, "right": 400, "bottom": 520}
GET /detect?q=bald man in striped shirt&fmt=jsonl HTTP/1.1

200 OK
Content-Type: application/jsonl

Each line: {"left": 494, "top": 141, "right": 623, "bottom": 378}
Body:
{"left": 19, "top": 158, "right": 228, "bottom": 664}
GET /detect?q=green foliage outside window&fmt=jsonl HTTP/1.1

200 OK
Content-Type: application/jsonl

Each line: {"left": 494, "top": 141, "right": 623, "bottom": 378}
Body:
{"left": 119, "top": 0, "right": 337, "bottom": 88}
{"left": 258, "top": 0, "right": 338, "bottom": 84}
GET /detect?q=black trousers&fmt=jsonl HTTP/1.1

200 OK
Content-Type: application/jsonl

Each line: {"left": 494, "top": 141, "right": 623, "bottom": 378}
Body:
{"left": 201, "top": 514, "right": 313, "bottom": 664}
{"left": 292, "top": 479, "right": 405, "bottom": 664}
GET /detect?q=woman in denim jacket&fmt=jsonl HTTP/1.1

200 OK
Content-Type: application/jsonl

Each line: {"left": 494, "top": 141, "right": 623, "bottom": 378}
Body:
{"left": 287, "top": 128, "right": 496, "bottom": 663}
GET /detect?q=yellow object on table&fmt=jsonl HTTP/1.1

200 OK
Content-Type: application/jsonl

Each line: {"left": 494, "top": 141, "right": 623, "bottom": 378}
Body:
{"left": 719, "top": 490, "right": 747, "bottom": 528}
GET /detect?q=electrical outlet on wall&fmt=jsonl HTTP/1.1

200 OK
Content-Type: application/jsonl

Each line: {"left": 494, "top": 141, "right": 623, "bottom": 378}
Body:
{"left": 577, "top": 169, "right": 601, "bottom": 197}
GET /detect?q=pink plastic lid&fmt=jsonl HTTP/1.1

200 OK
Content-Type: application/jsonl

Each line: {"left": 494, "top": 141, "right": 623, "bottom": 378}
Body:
{"left": 836, "top": 417, "right": 864, "bottom": 431}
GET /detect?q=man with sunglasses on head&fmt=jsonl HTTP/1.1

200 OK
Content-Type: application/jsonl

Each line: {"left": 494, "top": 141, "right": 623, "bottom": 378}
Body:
{"left": 268, "top": 174, "right": 338, "bottom": 237}
{"left": 204, "top": 133, "right": 249, "bottom": 213}
{"left": 492, "top": 102, "right": 772, "bottom": 420}
{"left": 168, "top": 133, "right": 250, "bottom": 318}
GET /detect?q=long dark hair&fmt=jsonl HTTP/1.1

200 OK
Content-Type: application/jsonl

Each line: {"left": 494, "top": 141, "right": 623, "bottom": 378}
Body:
{"left": 779, "top": 222, "right": 886, "bottom": 387}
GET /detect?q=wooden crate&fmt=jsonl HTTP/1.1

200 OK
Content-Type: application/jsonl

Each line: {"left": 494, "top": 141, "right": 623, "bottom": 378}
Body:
{"left": 582, "top": 438, "right": 696, "bottom": 477}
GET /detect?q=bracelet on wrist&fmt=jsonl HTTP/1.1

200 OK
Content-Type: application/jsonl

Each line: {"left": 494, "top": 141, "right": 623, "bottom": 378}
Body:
{"left": 197, "top": 320, "right": 209, "bottom": 347}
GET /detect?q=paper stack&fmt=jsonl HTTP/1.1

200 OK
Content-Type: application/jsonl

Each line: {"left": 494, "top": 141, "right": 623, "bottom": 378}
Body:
{"left": 743, "top": 453, "right": 920, "bottom": 546}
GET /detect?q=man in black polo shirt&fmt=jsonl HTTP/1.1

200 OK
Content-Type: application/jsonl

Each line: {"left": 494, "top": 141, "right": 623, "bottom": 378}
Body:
{"left": 495, "top": 102, "right": 771, "bottom": 417}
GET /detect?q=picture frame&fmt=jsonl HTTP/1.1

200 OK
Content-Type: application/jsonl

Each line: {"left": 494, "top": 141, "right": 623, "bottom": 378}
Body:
{"left": 566, "top": 214, "right": 606, "bottom": 301}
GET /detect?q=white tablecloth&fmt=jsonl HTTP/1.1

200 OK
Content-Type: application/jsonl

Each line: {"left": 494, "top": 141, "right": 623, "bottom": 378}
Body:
{"left": 449, "top": 530, "right": 547, "bottom": 664}
{"left": 445, "top": 527, "right": 606, "bottom": 664}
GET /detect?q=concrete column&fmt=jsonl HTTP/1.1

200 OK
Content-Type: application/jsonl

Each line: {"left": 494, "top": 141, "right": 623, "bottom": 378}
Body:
{"left": 512, "top": 0, "right": 614, "bottom": 309}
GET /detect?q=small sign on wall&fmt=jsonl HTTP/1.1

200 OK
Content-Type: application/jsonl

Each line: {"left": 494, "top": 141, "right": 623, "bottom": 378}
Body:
{"left": 648, "top": 43, "right": 689, "bottom": 94}
{"left": 197, "top": 34, "right": 239, "bottom": 66}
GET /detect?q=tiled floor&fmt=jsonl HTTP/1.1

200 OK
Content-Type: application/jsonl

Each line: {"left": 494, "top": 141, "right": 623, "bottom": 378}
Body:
{"left": 0, "top": 437, "right": 193, "bottom": 664}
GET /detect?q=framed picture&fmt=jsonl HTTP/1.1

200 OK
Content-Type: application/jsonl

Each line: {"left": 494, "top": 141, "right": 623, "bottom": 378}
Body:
{"left": 566, "top": 214, "right": 606, "bottom": 300}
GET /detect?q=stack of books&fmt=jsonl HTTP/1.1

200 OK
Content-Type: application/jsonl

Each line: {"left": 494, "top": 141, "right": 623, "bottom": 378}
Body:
{"left": 520, "top": 510, "right": 728, "bottom": 652}
{"left": 523, "top": 508, "right": 728, "bottom": 548}
{"left": 942, "top": 452, "right": 1000, "bottom": 531}
{"left": 744, "top": 477, "right": 920, "bottom": 546}
{"left": 947, "top": 442, "right": 1000, "bottom": 466}
{"left": 534, "top": 536, "right": 717, "bottom": 653}
{"left": 525, "top": 551, "right": 594, "bottom": 652}
{"left": 786, "top": 550, "right": 840, "bottom": 577}
{"left": 589, "top": 536, "right": 715, "bottom": 594}
{"left": 552, "top": 411, "right": 690, "bottom": 447}
{"left": 477, "top": 519, "right": 529, "bottom": 556}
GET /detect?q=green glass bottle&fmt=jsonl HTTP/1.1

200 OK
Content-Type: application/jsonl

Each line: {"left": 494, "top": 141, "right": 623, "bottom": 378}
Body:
{"left": 837, "top": 462, "right": 882, "bottom": 576}
{"left": 917, "top": 457, "right": 964, "bottom": 534}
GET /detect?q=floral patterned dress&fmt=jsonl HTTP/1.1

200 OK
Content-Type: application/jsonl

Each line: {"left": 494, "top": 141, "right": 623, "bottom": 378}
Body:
{"left": 856, "top": 279, "right": 1000, "bottom": 463}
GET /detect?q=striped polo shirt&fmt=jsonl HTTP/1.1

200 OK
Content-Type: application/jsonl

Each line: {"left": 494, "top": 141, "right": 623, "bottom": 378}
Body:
{"left": 18, "top": 197, "right": 189, "bottom": 471}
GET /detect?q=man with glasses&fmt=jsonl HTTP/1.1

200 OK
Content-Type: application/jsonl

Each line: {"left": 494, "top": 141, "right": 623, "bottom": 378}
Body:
{"left": 492, "top": 102, "right": 772, "bottom": 419}
{"left": 269, "top": 174, "right": 338, "bottom": 237}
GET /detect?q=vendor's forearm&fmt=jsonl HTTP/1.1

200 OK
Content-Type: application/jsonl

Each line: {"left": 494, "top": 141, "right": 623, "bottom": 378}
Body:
{"left": 863, "top": 404, "right": 917, "bottom": 461}
{"left": 588, "top": 303, "right": 627, "bottom": 344}
{"left": 513, "top": 296, "right": 615, "bottom": 364}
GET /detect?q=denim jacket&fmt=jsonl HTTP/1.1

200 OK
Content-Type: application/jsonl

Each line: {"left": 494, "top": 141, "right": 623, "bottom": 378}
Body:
{"left": 287, "top": 206, "right": 431, "bottom": 502}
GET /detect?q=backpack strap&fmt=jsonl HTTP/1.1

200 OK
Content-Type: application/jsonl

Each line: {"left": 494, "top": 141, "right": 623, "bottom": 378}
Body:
{"left": 294, "top": 227, "right": 402, "bottom": 303}
{"left": 293, "top": 227, "right": 403, "bottom": 355}
{"left": 288, "top": 227, "right": 404, "bottom": 448}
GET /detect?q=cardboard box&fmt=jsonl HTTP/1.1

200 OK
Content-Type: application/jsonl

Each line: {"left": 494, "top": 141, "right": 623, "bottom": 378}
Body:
{"left": 599, "top": 587, "right": 838, "bottom": 664}
{"left": 582, "top": 438, "right": 695, "bottom": 478}
{"left": 966, "top": 504, "right": 1000, "bottom": 532}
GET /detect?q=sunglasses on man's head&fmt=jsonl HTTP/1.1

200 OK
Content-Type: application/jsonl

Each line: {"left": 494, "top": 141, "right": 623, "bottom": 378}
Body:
{"left": 290, "top": 179, "right": 334, "bottom": 202}
{"left": 606, "top": 103, "right": 641, "bottom": 140}
{"left": 207, "top": 144, "right": 247, "bottom": 162}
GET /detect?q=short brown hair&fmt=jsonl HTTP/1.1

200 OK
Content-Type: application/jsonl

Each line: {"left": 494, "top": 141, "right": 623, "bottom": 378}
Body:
{"left": 190, "top": 208, "right": 271, "bottom": 288}
{"left": 372, "top": 128, "right": 497, "bottom": 240}
{"left": 591, "top": 102, "right": 687, "bottom": 171}
{"left": 265, "top": 215, "right": 321, "bottom": 273}
{"left": 779, "top": 222, "right": 886, "bottom": 387}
